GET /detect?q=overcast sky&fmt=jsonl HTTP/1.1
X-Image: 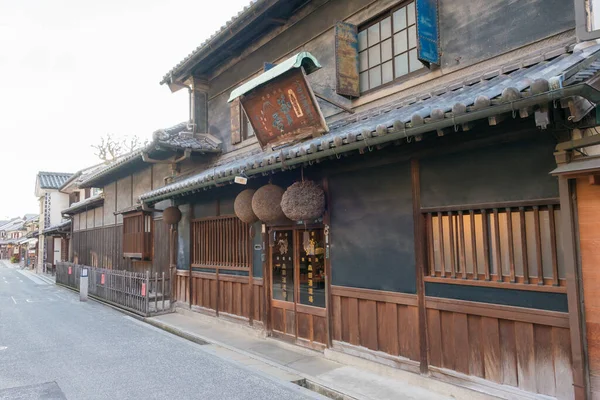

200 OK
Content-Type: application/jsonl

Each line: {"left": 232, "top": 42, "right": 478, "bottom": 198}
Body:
{"left": 0, "top": 0, "right": 249, "bottom": 219}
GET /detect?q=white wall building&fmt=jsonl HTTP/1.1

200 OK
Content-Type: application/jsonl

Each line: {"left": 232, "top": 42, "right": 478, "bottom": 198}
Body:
{"left": 35, "top": 171, "right": 73, "bottom": 273}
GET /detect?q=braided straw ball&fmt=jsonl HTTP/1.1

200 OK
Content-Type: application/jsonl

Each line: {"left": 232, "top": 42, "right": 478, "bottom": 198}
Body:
{"left": 280, "top": 180, "right": 325, "bottom": 222}
{"left": 252, "top": 184, "right": 286, "bottom": 223}
{"left": 234, "top": 189, "right": 258, "bottom": 224}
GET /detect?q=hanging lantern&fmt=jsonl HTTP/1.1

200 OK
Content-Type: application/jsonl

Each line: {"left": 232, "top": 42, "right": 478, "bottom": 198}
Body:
{"left": 252, "top": 184, "right": 286, "bottom": 223}
{"left": 280, "top": 180, "right": 325, "bottom": 222}
{"left": 234, "top": 189, "right": 258, "bottom": 224}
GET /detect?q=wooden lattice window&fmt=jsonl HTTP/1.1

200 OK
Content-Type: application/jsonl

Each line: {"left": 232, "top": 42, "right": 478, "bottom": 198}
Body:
{"left": 358, "top": 1, "right": 422, "bottom": 93}
{"left": 191, "top": 215, "right": 250, "bottom": 270}
{"left": 423, "top": 200, "right": 565, "bottom": 292}
{"left": 123, "top": 212, "right": 153, "bottom": 260}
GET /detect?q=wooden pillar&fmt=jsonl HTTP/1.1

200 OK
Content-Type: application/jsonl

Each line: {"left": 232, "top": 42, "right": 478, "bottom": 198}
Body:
{"left": 323, "top": 176, "right": 333, "bottom": 348}
{"left": 411, "top": 159, "right": 429, "bottom": 374}
{"left": 559, "top": 176, "right": 587, "bottom": 399}
{"left": 169, "top": 225, "right": 177, "bottom": 307}
{"left": 262, "top": 225, "right": 272, "bottom": 334}
{"left": 249, "top": 224, "right": 254, "bottom": 326}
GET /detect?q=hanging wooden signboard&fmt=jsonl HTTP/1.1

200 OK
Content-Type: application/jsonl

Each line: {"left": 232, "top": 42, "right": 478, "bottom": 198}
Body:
{"left": 240, "top": 68, "right": 329, "bottom": 149}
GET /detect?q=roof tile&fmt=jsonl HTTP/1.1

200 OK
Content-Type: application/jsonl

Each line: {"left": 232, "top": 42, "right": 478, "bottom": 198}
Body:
{"left": 38, "top": 172, "right": 73, "bottom": 189}
{"left": 141, "top": 44, "right": 600, "bottom": 204}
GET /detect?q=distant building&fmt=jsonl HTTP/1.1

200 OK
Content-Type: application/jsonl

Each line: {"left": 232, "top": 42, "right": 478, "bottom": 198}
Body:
{"left": 35, "top": 171, "right": 73, "bottom": 272}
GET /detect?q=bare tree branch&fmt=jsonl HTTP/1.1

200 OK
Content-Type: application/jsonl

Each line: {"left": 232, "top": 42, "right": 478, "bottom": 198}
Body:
{"left": 92, "top": 134, "right": 147, "bottom": 163}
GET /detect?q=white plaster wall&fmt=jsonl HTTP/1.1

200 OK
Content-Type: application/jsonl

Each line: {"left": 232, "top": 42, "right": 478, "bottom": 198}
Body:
{"left": 152, "top": 163, "right": 171, "bottom": 190}
{"left": 116, "top": 177, "right": 132, "bottom": 225}
{"left": 73, "top": 213, "right": 80, "bottom": 231}
{"left": 86, "top": 209, "right": 94, "bottom": 229}
{"left": 50, "top": 191, "right": 70, "bottom": 226}
{"left": 132, "top": 168, "right": 152, "bottom": 201}
{"left": 94, "top": 206, "right": 103, "bottom": 227}
{"left": 103, "top": 182, "right": 116, "bottom": 226}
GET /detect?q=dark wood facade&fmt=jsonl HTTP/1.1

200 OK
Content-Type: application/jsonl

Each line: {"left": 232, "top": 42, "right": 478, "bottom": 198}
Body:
{"left": 167, "top": 127, "right": 577, "bottom": 399}
{"left": 72, "top": 219, "right": 169, "bottom": 275}
{"left": 64, "top": 0, "right": 596, "bottom": 398}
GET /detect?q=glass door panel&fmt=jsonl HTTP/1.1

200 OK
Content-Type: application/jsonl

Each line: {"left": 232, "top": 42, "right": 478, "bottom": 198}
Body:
{"left": 298, "top": 229, "right": 326, "bottom": 308}
{"left": 271, "top": 230, "right": 294, "bottom": 302}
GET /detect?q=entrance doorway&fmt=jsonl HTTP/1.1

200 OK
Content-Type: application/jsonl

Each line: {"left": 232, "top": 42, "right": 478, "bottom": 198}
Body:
{"left": 269, "top": 227, "right": 328, "bottom": 350}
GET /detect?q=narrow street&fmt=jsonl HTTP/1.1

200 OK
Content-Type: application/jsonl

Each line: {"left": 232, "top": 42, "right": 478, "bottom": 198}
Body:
{"left": 0, "top": 261, "right": 322, "bottom": 400}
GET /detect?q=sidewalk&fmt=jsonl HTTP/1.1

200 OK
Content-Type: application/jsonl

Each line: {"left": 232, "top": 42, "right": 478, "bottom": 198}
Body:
{"left": 146, "top": 309, "right": 496, "bottom": 400}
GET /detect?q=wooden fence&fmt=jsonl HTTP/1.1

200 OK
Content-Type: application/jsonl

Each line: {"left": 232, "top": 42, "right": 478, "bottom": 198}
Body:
{"left": 56, "top": 262, "right": 170, "bottom": 316}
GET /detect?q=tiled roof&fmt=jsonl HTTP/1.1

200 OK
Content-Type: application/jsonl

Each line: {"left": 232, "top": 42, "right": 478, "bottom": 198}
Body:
{"left": 62, "top": 193, "right": 104, "bottom": 215}
{"left": 141, "top": 44, "right": 600, "bottom": 204}
{"left": 0, "top": 219, "right": 20, "bottom": 231}
{"left": 42, "top": 220, "right": 71, "bottom": 235}
{"left": 153, "top": 122, "right": 222, "bottom": 152}
{"left": 160, "top": 0, "right": 263, "bottom": 85}
{"left": 38, "top": 171, "right": 74, "bottom": 189}
{"left": 79, "top": 122, "right": 221, "bottom": 188}
{"left": 58, "top": 162, "right": 106, "bottom": 191}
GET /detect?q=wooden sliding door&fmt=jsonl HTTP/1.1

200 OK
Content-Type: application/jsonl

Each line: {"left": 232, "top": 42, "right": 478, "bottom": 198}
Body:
{"left": 269, "top": 227, "right": 327, "bottom": 350}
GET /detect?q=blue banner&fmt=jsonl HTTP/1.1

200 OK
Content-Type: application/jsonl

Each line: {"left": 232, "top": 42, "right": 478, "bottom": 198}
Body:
{"left": 416, "top": 0, "right": 440, "bottom": 66}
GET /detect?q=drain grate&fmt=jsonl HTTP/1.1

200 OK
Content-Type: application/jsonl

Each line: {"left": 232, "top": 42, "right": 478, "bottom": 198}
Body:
{"left": 294, "top": 378, "right": 359, "bottom": 400}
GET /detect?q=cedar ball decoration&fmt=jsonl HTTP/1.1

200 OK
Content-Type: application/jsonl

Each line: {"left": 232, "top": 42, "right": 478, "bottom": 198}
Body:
{"left": 280, "top": 180, "right": 325, "bottom": 221}
{"left": 234, "top": 189, "right": 258, "bottom": 224}
{"left": 252, "top": 184, "right": 286, "bottom": 223}
{"left": 162, "top": 206, "right": 182, "bottom": 225}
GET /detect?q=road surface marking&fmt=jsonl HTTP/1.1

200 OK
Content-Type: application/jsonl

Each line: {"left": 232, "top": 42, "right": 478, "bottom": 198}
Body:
{"left": 0, "top": 346, "right": 7, "bottom": 351}
{"left": 16, "top": 270, "right": 48, "bottom": 285}
{"left": 10, "top": 296, "right": 17, "bottom": 304}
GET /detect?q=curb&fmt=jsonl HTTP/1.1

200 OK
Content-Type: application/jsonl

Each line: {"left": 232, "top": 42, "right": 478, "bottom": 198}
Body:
{"left": 54, "top": 282, "right": 350, "bottom": 399}
{"left": 143, "top": 317, "right": 359, "bottom": 400}
{"left": 54, "top": 283, "right": 145, "bottom": 321}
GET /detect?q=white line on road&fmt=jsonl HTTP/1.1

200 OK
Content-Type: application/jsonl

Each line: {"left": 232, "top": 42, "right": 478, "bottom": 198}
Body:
{"left": 16, "top": 270, "right": 48, "bottom": 285}
{"left": 0, "top": 346, "right": 7, "bottom": 351}
{"left": 10, "top": 296, "right": 16, "bottom": 304}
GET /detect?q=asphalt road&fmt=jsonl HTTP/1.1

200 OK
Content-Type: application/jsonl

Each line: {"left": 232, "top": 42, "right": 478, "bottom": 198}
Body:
{"left": 0, "top": 261, "right": 322, "bottom": 400}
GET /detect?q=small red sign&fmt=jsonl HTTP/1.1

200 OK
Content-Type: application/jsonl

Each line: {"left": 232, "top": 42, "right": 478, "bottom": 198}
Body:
{"left": 68, "top": 266, "right": 72, "bottom": 275}
{"left": 101, "top": 274, "right": 105, "bottom": 285}
{"left": 141, "top": 283, "right": 146, "bottom": 296}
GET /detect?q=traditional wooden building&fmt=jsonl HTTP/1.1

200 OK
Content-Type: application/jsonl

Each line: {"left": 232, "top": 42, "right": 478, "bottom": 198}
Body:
{"left": 63, "top": 0, "right": 600, "bottom": 398}
{"left": 35, "top": 171, "right": 73, "bottom": 272}
{"left": 66, "top": 122, "right": 221, "bottom": 277}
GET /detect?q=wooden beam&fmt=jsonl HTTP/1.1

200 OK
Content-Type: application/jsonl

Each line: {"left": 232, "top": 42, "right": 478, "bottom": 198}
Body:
{"left": 262, "top": 225, "right": 271, "bottom": 334}
{"left": 323, "top": 176, "right": 333, "bottom": 348}
{"left": 488, "top": 113, "right": 508, "bottom": 126}
{"left": 558, "top": 176, "right": 587, "bottom": 400}
{"left": 425, "top": 296, "right": 569, "bottom": 328}
{"left": 411, "top": 159, "right": 429, "bottom": 374}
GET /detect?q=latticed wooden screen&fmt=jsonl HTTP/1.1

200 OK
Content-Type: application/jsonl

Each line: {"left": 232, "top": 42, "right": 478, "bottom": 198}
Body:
{"left": 423, "top": 200, "right": 565, "bottom": 289}
{"left": 123, "top": 212, "right": 153, "bottom": 260}
{"left": 191, "top": 216, "right": 250, "bottom": 270}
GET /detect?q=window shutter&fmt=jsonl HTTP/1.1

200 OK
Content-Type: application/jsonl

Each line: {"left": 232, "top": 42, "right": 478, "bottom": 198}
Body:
{"left": 335, "top": 22, "right": 360, "bottom": 98}
{"left": 230, "top": 98, "right": 242, "bottom": 145}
